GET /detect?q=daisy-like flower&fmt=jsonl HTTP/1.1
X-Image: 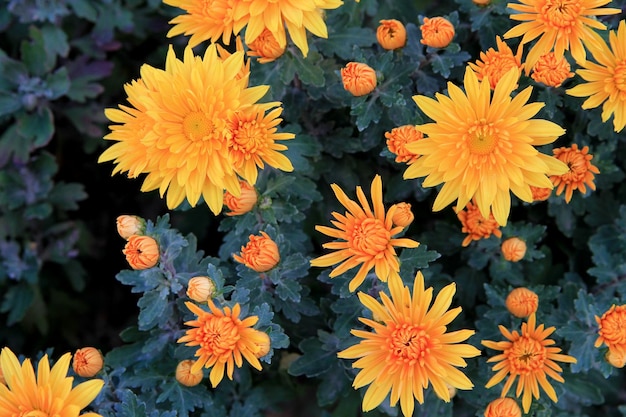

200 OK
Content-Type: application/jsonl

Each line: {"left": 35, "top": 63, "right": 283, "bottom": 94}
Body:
{"left": 468, "top": 36, "right": 524, "bottom": 89}
{"left": 99, "top": 45, "right": 293, "bottom": 214}
{"left": 0, "top": 347, "right": 104, "bottom": 417}
{"left": 457, "top": 201, "right": 502, "bottom": 247}
{"left": 566, "top": 20, "right": 626, "bottom": 132}
{"left": 338, "top": 271, "right": 481, "bottom": 417}
{"left": 177, "top": 300, "right": 267, "bottom": 387}
{"left": 550, "top": 144, "right": 600, "bottom": 203}
{"left": 310, "top": 175, "right": 419, "bottom": 292}
{"left": 503, "top": 0, "right": 621, "bottom": 73}
{"left": 404, "top": 67, "right": 568, "bottom": 226}
{"left": 531, "top": 52, "right": 574, "bottom": 88}
{"left": 482, "top": 313, "right": 577, "bottom": 413}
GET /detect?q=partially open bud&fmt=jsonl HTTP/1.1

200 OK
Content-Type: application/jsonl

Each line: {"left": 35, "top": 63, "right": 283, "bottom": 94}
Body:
{"left": 376, "top": 19, "right": 407, "bottom": 50}
{"left": 233, "top": 231, "right": 280, "bottom": 272}
{"left": 123, "top": 235, "right": 159, "bottom": 270}
{"left": 187, "top": 276, "right": 216, "bottom": 303}
{"left": 605, "top": 348, "right": 626, "bottom": 368}
{"left": 176, "top": 360, "right": 203, "bottom": 387}
{"left": 73, "top": 347, "right": 104, "bottom": 377}
{"left": 501, "top": 237, "right": 527, "bottom": 262}
{"left": 531, "top": 52, "right": 574, "bottom": 88}
{"left": 116, "top": 215, "right": 146, "bottom": 240}
{"left": 505, "top": 287, "right": 539, "bottom": 318}
{"left": 247, "top": 28, "right": 286, "bottom": 63}
{"left": 391, "top": 202, "right": 414, "bottom": 228}
{"left": 484, "top": 397, "right": 521, "bottom": 417}
{"left": 224, "top": 181, "right": 258, "bottom": 216}
{"left": 385, "top": 125, "right": 423, "bottom": 164}
{"left": 530, "top": 186, "right": 552, "bottom": 202}
{"left": 420, "top": 17, "right": 455, "bottom": 48}
{"left": 341, "top": 62, "right": 377, "bottom": 97}
{"left": 253, "top": 330, "right": 271, "bottom": 358}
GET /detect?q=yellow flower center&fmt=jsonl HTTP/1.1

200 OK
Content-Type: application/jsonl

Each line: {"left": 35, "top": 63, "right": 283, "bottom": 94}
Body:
{"left": 388, "top": 324, "right": 433, "bottom": 364}
{"left": 541, "top": 0, "right": 581, "bottom": 30}
{"left": 183, "top": 112, "right": 215, "bottom": 141}
{"left": 613, "top": 61, "right": 626, "bottom": 93}
{"left": 508, "top": 336, "right": 547, "bottom": 374}
{"left": 467, "top": 121, "right": 498, "bottom": 155}
{"left": 350, "top": 217, "right": 391, "bottom": 257}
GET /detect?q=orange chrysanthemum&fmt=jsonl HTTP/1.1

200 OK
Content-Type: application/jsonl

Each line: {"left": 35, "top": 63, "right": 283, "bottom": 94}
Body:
{"left": 338, "top": 272, "right": 481, "bottom": 417}
{"left": 420, "top": 17, "right": 455, "bottom": 48}
{"left": 484, "top": 397, "right": 522, "bottom": 417}
{"left": 116, "top": 215, "right": 146, "bottom": 240}
{"left": 457, "top": 201, "right": 502, "bottom": 247}
{"left": 503, "top": 0, "right": 621, "bottom": 73}
{"left": 404, "top": 67, "right": 568, "bottom": 226}
{"left": 99, "top": 45, "right": 293, "bottom": 214}
{"left": 469, "top": 36, "right": 524, "bottom": 89}
{"left": 605, "top": 349, "right": 626, "bottom": 368}
{"left": 310, "top": 175, "right": 419, "bottom": 292}
{"left": 531, "top": 52, "right": 574, "bottom": 87}
{"left": 0, "top": 347, "right": 104, "bottom": 417}
{"left": 482, "top": 313, "right": 577, "bottom": 413}
{"left": 595, "top": 304, "right": 626, "bottom": 355}
{"left": 505, "top": 287, "right": 538, "bottom": 318}
{"left": 177, "top": 300, "right": 267, "bottom": 387}
{"left": 123, "top": 235, "right": 160, "bottom": 270}
{"left": 72, "top": 347, "right": 104, "bottom": 378}
{"left": 501, "top": 238, "right": 527, "bottom": 263}
{"left": 175, "top": 360, "right": 204, "bottom": 387}
{"left": 341, "top": 62, "right": 377, "bottom": 97}
{"left": 224, "top": 180, "right": 258, "bottom": 216}
{"left": 530, "top": 186, "right": 552, "bottom": 201}
{"left": 233, "top": 231, "right": 281, "bottom": 272}
{"left": 390, "top": 202, "right": 414, "bottom": 228}
{"left": 550, "top": 144, "right": 600, "bottom": 203}
{"left": 566, "top": 20, "right": 626, "bottom": 132}
{"left": 247, "top": 28, "right": 286, "bottom": 64}
{"left": 385, "top": 125, "right": 423, "bottom": 164}
{"left": 377, "top": 19, "right": 407, "bottom": 50}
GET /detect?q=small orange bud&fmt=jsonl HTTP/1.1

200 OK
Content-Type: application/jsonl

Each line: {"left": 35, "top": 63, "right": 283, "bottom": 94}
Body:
{"left": 376, "top": 19, "right": 407, "bottom": 50}
{"left": 595, "top": 304, "right": 626, "bottom": 353}
{"left": 484, "top": 397, "right": 521, "bottom": 417}
{"left": 385, "top": 125, "right": 423, "bottom": 164}
{"left": 341, "top": 62, "right": 377, "bottom": 96}
{"left": 501, "top": 237, "right": 527, "bottom": 262}
{"left": 186, "top": 276, "right": 216, "bottom": 302}
{"left": 224, "top": 181, "right": 258, "bottom": 216}
{"left": 605, "top": 348, "right": 626, "bottom": 368}
{"left": 247, "top": 28, "right": 286, "bottom": 64}
{"left": 505, "top": 287, "right": 539, "bottom": 318}
{"left": 123, "top": 235, "right": 159, "bottom": 270}
{"left": 391, "top": 202, "right": 414, "bottom": 228}
{"left": 473, "top": 0, "right": 491, "bottom": 5}
{"left": 116, "top": 215, "right": 146, "bottom": 240}
{"left": 530, "top": 186, "right": 552, "bottom": 202}
{"left": 531, "top": 52, "right": 574, "bottom": 88}
{"left": 176, "top": 359, "right": 203, "bottom": 387}
{"left": 233, "top": 231, "right": 280, "bottom": 272}
{"left": 73, "top": 347, "right": 104, "bottom": 377}
{"left": 253, "top": 331, "right": 271, "bottom": 358}
{"left": 420, "top": 17, "right": 455, "bottom": 48}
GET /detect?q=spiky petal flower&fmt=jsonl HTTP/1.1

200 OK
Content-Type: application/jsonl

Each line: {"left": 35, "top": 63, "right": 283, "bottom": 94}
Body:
{"left": 503, "top": 0, "right": 621, "bottom": 72}
{"left": 310, "top": 175, "right": 419, "bottom": 292}
{"left": 468, "top": 36, "right": 524, "bottom": 89}
{"left": 404, "top": 67, "right": 568, "bottom": 226}
{"left": 566, "top": 20, "right": 626, "bottom": 132}
{"left": 549, "top": 144, "right": 599, "bottom": 203}
{"left": 482, "top": 313, "right": 577, "bottom": 413}
{"left": 338, "top": 272, "right": 481, "bottom": 417}
{"left": 0, "top": 347, "right": 104, "bottom": 417}
{"left": 457, "top": 201, "right": 502, "bottom": 247}
{"left": 531, "top": 52, "right": 574, "bottom": 88}
{"left": 595, "top": 304, "right": 626, "bottom": 356}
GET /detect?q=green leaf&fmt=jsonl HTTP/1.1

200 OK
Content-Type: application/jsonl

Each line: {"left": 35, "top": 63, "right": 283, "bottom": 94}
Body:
{"left": 16, "top": 107, "right": 54, "bottom": 149}
{"left": 46, "top": 67, "right": 70, "bottom": 99}
{"left": 137, "top": 290, "right": 170, "bottom": 330}
{"left": 0, "top": 93, "right": 22, "bottom": 117}
{"left": 116, "top": 389, "right": 148, "bottom": 417}
{"left": 41, "top": 25, "right": 69, "bottom": 59}
{"left": 1, "top": 284, "right": 34, "bottom": 325}
{"left": 317, "top": 26, "right": 376, "bottom": 60}
{"left": 289, "top": 336, "right": 337, "bottom": 378}
{"left": 399, "top": 245, "right": 441, "bottom": 276}
{"left": 67, "top": 0, "right": 99, "bottom": 21}
{"left": 291, "top": 51, "right": 325, "bottom": 87}
{"left": 156, "top": 380, "right": 208, "bottom": 415}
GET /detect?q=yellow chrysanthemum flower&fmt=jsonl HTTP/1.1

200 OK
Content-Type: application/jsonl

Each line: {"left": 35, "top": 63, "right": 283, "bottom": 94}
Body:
{"left": 503, "top": 0, "right": 621, "bottom": 73}
{"left": 99, "top": 44, "right": 294, "bottom": 215}
{"left": 338, "top": 272, "right": 481, "bottom": 417}
{"left": 566, "top": 20, "right": 626, "bottom": 132}
{"left": 0, "top": 347, "right": 104, "bottom": 417}
{"left": 403, "top": 67, "right": 568, "bottom": 226}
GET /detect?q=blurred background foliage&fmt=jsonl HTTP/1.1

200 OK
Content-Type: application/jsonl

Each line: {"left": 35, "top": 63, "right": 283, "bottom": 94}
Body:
{"left": 0, "top": 0, "right": 625, "bottom": 416}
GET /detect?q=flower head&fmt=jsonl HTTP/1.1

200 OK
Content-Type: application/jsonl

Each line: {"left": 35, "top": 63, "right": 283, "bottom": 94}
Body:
{"left": 72, "top": 347, "right": 104, "bottom": 378}
{"left": 224, "top": 180, "right": 258, "bottom": 216}
{"left": 530, "top": 186, "right": 552, "bottom": 201}
{"left": 420, "top": 17, "right": 455, "bottom": 48}
{"left": 501, "top": 238, "right": 527, "bottom": 262}
{"left": 595, "top": 304, "right": 626, "bottom": 355}
{"left": 233, "top": 231, "right": 280, "bottom": 272}
{"left": 177, "top": 300, "right": 267, "bottom": 387}
{"left": 550, "top": 144, "right": 600, "bottom": 203}
{"left": 469, "top": 36, "right": 523, "bottom": 89}
{"left": 505, "top": 287, "right": 538, "bottom": 318}
{"left": 116, "top": 215, "right": 146, "bottom": 240}
{"left": 390, "top": 202, "right": 414, "bottom": 228}
{"left": 99, "top": 45, "right": 293, "bottom": 215}
{"left": 605, "top": 349, "right": 626, "bottom": 368}
{"left": 246, "top": 28, "right": 286, "bottom": 63}
{"left": 503, "top": 0, "right": 621, "bottom": 73}
{"left": 484, "top": 397, "right": 522, "bottom": 417}
{"left": 385, "top": 125, "right": 423, "bottom": 164}
{"left": 566, "top": 20, "right": 626, "bottom": 132}
{"left": 457, "top": 201, "right": 502, "bottom": 247}
{"left": 310, "top": 175, "right": 419, "bottom": 292}
{"left": 482, "top": 313, "right": 577, "bottom": 413}
{"left": 176, "top": 359, "right": 204, "bottom": 387}
{"left": 0, "top": 347, "right": 104, "bottom": 417}
{"left": 531, "top": 52, "right": 574, "bottom": 88}
{"left": 123, "top": 235, "right": 159, "bottom": 270}
{"left": 404, "top": 67, "right": 568, "bottom": 226}
{"left": 341, "top": 62, "right": 377, "bottom": 96}
{"left": 377, "top": 19, "right": 407, "bottom": 50}
{"left": 338, "top": 272, "right": 481, "bottom": 417}
{"left": 187, "top": 276, "right": 217, "bottom": 302}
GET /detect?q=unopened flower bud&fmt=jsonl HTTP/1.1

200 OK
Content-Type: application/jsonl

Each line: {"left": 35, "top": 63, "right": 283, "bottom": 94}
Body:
{"left": 505, "top": 287, "right": 539, "bottom": 318}
{"left": 187, "top": 276, "right": 216, "bottom": 302}
{"left": 377, "top": 19, "right": 407, "bottom": 50}
{"left": 484, "top": 397, "right": 521, "bottom": 417}
{"left": 391, "top": 202, "right": 414, "bottom": 228}
{"left": 247, "top": 29, "right": 286, "bottom": 64}
{"left": 73, "top": 347, "right": 104, "bottom": 377}
{"left": 501, "top": 237, "right": 527, "bottom": 262}
{"left": 531, "top": 52, "right": 574, "bottom": 88}
{"left": 341, "top": 62, "right": 377, "bottom": 96}
{"left": 116, "top": 215, "right": 146, "bottom": 240}
{"left": 123, "top": 235, "right": 159, "bottom": 270}
{"left": 233, "top": 231, "right": 280, "bottom": 272}
{"left": 420, "top": 17, "right": 455, "bottom": 48}
{"left": 530, "top": 186, "right": 552, "bottom": 202}
{"left": 253, "top": 330, "right": 271, "bottom": 358}
{"left": 224, "top": 181, "right": 258, "bottom": 216}
{"left": 176, "top": 359, "right": 203, "bottom": 387}
{"left": 473, "top": 0, "right": 491, "bottom": 5}
{"left": 605, "top": 349, "right": 626, "bottom": 368}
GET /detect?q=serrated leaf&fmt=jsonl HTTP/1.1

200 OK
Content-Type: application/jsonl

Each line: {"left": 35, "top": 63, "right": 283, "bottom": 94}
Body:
{"left": 16, "top": 107, "right": 54, "bottom": 149}
{"left": 156, "top": 380, "right": 208, "bottom": 415}
{"left": 399, "top": 245, "right": 441, "bottom": 276}
{"left": 0, "top": 283, "right": 34, "bottom": 324}
{"left": 317, "top": 27, "right": 376, "bottom": 60}
{"left": 116, "top": 389, "right": 147, "bottom": 417}
{"left": 137, "top": 290, "right": 169, "bottom": 331}
{"left": 291, "top": 51, "right": 325, "bottom": 87}
{"left": 0, "top": 93, "right": 22, "bottom": 117}
{"left": 289, "top": 337, "right": 336, "bottom": 378}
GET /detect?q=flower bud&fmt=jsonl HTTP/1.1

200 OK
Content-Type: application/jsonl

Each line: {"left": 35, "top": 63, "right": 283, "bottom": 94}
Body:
{"left": 391, "top": 202, "right": 414, "bottom": 228}
{"left": 376, "top": 19, "right": 407, "bottom": 50}
{"left": 187, "top": 276, "right": 216, "bottom": 302}
{"left": 72, "top": 347, "right": 104, "bottom": 377}
{"left": 473, "top": 0, "right": 491, "bottom": 5}
{"left": 224, "top": 181, "right": 258, "bottom": 216}
{"left": 123, "top": 235, "right": 159, "bottom": 270}
{"left": 530, "top": 186, "right": 552, "bottom": 202}
{"left": 605, "top": 348, "right": 626, "bottom": 368}
{"left": 505, "top": 287, "right": 539, "bottom": 318}
{"left": 484, "top": 397, "right": 521, "bottom": 417}
{"left": 233, "top": 231, "right": 280, "bottom": 272}
{"left": 253, "top": 330, "right": 271, "bottom": 358}
{"left": 247, "top": 28, "right": 286, "bottom": 64}
{"left": 420, "top": 17, "right": 455, "bottom": 48}
{"left": 531, "top": 52, "right": 574, "bottom": 88}
{"left": 501, "top": 237, "right": 527, "bottom": 262}
{"left": 446, "top": 383, "right": 457, "bottom": 399}
{"left": 176, "top": 359, "right": 203, "bottom": 387}
{"left": 341, "top": 62, "right": 377, "bottom": 97}
{"left": 116, "top": 215, "right": 146, "bottom": 240}
{"left": 385, "top": 125, "right": 423, "bottom": 164}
